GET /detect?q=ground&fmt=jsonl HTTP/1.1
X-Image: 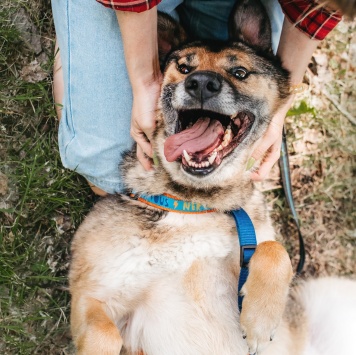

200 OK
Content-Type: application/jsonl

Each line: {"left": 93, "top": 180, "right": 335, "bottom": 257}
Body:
{"left": 0, "top": 1, "right": 355, "bottom": 354}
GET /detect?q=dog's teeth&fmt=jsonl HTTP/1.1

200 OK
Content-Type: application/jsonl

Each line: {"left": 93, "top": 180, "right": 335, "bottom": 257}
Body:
{"left": 224, "top": 127, "right": 232, "bottom": 139}
{"left": 184, "top": 151, "right": 217, "bottom": 169}
{"left": 214, "top": 125, "right": 231, "bottom": 152}
{"left": 208, "top": 151, "right": 218, "bottom": 165}
{"left": 183, "top": 149, "right": 191, "bottom": 162}
{"left": 221, "top": 126, "right": 233, "bottom": 148}
{"left": 216, "top": 143, "right": 224, "bottom": 151}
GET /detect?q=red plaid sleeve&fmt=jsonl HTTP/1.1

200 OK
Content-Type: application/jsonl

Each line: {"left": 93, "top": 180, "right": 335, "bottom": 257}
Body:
{"left": 278, "top": 0, "right": 342, "bottom": 40}
{"left": 97, "top": 0, "right": 162, "bottom": 13}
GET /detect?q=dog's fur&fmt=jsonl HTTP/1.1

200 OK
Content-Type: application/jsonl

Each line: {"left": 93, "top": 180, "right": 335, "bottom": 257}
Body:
{"left": 69, "top": 1, "right": 356, "bottom": 354}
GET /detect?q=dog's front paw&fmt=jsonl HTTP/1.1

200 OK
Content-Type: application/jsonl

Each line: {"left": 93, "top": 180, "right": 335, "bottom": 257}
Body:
{"left": 239, "top": 286, "right": 280, "bottom": 354}
{"left": 239, "top": 241, "right": 293, "bottom": 354}
{"left": 76, "top": 320, "right": 123, "bottom": 355}
{"left": 71, "top": 296, "right": 123, "bottom": 355}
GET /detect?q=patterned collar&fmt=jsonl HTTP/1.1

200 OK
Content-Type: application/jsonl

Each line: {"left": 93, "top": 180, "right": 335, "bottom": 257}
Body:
{"left": 129, "top": 192, "right": 215, "bottom": 214}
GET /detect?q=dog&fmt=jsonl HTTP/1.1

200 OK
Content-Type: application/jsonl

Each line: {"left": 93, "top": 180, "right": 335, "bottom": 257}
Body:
{"left": 69, "top": 1, "right": 356, "bottom": 354}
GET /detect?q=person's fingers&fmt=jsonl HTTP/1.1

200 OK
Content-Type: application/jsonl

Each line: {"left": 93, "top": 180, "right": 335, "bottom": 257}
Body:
{"left": 247, "top": 99, "right": 291, "bottom": 180}
{"left": 131, "top": 127, "right": 153, "bottom": 158}
{"left": 246, "top": 118, "right": 283, "bottom": 174}
{"left": 130, "top": 79, "right": 161, "bottom": 170}
{"left": 250, "top": 142, "right": 281, "bottom": 181}
{"left": 250, "top": 124, "right": 282, "bottom": 161}
{"left": 130, "top": 105, "right": 157, "bottom": 159}
{"left": 136, "top": 144, "right": 153, "bottom": 171}
{"left": 133, "top": 114, "right": 156, "bottom": 142}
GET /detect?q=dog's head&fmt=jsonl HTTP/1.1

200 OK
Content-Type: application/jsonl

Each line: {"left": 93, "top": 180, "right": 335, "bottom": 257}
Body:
{"left": 153, "top": 0, "right": 290, "bottom": 189}
{"left": 123, "top": 0, "right": 290, "bottom": 206}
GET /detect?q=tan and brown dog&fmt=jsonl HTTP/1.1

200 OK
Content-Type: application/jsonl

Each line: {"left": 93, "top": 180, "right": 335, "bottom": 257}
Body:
{"left": 69, "top": 1, "right": 356, "bottom": 354}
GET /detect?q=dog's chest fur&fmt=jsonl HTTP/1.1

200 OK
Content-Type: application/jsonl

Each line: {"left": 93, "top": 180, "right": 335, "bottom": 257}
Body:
{"left": 70, "top": 195, "right": 273, "bottom": 354}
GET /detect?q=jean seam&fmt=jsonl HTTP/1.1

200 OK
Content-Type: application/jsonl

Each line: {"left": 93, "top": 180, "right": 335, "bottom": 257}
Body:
{"left": 66, "top": 0, "right": 74, "bottom": 137}
{"left": 60, "top": 0, "right": 77, "bottom": 166}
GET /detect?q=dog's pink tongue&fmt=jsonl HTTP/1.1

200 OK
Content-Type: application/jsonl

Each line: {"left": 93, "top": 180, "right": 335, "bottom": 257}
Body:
{"left": 164, "top": 118, "right": 224, "bottom": 162}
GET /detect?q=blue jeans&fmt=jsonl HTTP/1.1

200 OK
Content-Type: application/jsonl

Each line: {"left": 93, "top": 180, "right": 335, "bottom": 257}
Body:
{"left": 52, "top": 0, "right": 283, "bottom": 193}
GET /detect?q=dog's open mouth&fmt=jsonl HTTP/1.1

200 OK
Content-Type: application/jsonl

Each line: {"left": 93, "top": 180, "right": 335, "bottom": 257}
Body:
{"left": 164, "top": 109, "right": 255, "bottom": 175}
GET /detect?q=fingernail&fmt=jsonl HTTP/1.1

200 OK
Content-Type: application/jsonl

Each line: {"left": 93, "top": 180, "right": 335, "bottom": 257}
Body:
{"left": 153, "top": 152, "right": 159, "bottom": 167}
{"left": 246, "top": 157, "right": 255, "bottom": 171}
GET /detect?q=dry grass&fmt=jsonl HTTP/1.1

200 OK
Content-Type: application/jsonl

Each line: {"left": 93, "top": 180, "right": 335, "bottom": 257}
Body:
{"left": 260, "top": 20, "right": 356, "bottom": 278}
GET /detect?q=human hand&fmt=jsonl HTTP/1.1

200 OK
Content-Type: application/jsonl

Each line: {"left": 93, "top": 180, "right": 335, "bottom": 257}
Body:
{"left": 248, "top": 99, "right": 292, "bottom": 181}
{"left": 115, "top": 7, "right": 161, "bottom": 171}
{"left": 251, "top": 9, "right": 320, "bottom": 179}
{"left": 131, "top": 78, "right": 162, "bottom": 170}
{"left": 248, "top": 7, "right": 321, "bottom": 180}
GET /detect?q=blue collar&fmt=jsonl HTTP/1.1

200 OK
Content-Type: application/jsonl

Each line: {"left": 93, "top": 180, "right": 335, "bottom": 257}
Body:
{"left": 129, "top": 192, "right": 216, "bottom": 214}
{"left": 129, "top": 192, "right": 256, "bottom": 311}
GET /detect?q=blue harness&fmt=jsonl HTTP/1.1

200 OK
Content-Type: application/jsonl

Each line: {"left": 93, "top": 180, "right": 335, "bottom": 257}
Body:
{"left": 130, "top": 192, "right": 257, "bottom": 311}
{"left": 230, "top": 209, "right": 257, "bottom": 311}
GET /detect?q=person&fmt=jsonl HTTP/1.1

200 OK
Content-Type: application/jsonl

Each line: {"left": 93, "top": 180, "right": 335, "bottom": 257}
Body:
{"left": 52, "top": 0, "right": 345, "bottom": 196}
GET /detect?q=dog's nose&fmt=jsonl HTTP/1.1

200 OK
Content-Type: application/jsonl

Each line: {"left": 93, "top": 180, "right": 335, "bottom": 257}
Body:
{"left": 185, "top": 72, "right": 222, "bottom": 100}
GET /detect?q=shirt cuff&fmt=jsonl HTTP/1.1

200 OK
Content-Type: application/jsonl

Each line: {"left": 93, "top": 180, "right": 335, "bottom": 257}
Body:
{"left": 278, "top": 0, "right": 342, "bottom": 40}
{"left": 97, "top": 0, "right": 162, "bottom": 13}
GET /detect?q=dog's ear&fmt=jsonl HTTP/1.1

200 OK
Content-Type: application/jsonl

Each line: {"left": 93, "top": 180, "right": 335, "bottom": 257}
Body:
{"left": 229, "top": 0, "right": 272, "bottom": 53}
{"left": 158, "top": 12, "right": 187, "bottom": 68}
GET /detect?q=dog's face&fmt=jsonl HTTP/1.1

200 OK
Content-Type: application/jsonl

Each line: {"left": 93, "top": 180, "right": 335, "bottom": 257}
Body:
{"left": 153, "top": 5, "right": 290, "bottom": 189}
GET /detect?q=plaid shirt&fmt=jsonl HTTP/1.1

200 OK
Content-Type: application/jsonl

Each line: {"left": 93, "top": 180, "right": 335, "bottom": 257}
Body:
{"left": 97, "top": 0, "right": 162, "bottom": 13}
{"left": 97, "top": 0, "right": 342, "bottom": 40}
{"left": 278, "top": 0, "right": 342, "bottom": 40}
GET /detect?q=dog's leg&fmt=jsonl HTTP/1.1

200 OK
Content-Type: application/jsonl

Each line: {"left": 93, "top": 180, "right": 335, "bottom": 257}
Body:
{"left": 240, "top": 241, "right": 293, "bottom": 354}
{"left": 71, "top": 294, "right": 123, "bottom": 355}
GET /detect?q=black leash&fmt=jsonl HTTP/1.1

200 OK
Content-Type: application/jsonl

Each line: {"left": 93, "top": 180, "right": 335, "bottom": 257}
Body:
{"left": 279, "top": 126, "right": 305, "bottom": 274}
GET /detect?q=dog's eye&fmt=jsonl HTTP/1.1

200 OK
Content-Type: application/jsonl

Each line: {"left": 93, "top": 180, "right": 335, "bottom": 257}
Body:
{"left": 232, "top": 67, "right": 248, "bottom": 80}
{"left": 177, "top": 63, "right": 192, "bottom": 75}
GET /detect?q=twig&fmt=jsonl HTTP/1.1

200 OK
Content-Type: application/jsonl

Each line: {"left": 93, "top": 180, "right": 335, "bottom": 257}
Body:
{"left": 322, "top": 90, "right": 356, "bottom": 125}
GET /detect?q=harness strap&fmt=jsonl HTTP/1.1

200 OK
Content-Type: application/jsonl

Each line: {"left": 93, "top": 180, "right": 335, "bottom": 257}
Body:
{"left": 230, "top": 208, "right": 257, "bottom": 312}
{"left": 279, "top": 127, "right": 305, "bottom": 274}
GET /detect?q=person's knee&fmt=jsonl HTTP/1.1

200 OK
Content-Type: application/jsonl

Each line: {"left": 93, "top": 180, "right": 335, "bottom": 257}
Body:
{"left": 87, "top": 182, "right": 108, "bottom": 197}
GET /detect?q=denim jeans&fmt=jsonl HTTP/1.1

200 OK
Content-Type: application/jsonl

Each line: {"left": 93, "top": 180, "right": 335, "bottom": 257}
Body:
{"left": 52, "top": 0, "right": 283, "bottom": 193}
